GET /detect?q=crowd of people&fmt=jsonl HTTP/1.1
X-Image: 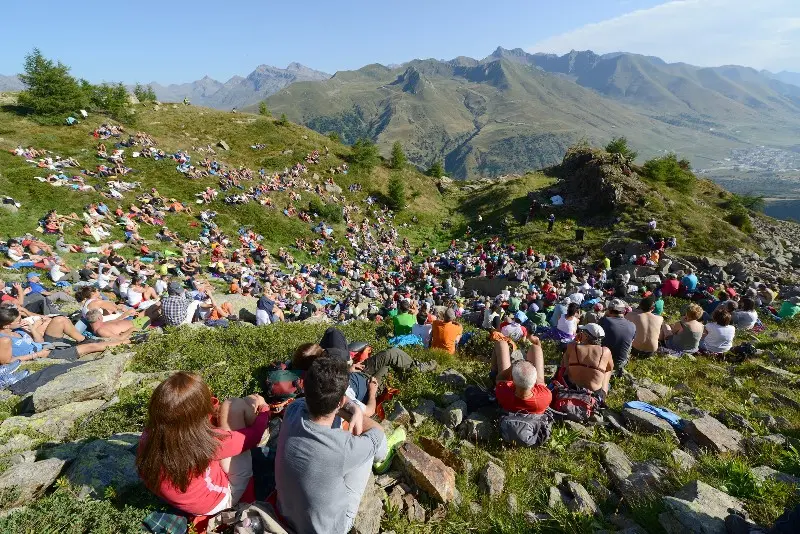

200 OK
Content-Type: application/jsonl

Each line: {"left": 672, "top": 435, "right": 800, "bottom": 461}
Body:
{"left": 2, "top": 122, "right": 800, "bottom": 533}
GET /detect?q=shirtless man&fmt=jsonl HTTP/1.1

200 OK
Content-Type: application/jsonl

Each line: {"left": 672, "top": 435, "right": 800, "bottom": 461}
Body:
{"left": 560, "top": 323, "right": 614, "bottom": 401}
{"left": 84, "top": 308, "right": 137, "bottom": 340}
{"left": 626, "top": 296, "right": 663, "bottom": 357}
{"left": 76, "top": 286, "right": 131, "bottom": 318}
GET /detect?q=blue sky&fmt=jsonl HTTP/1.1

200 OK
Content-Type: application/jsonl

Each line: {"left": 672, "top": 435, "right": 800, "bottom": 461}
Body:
{"left": 1, "top": 0, "right": 797, "bottom": 83}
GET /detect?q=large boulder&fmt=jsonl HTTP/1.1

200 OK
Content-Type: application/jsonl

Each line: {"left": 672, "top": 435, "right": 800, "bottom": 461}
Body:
{"left": 660, "top": 480, "right": 745, "bottom": 534}
{"left": 0, "top": 457, "right": 67, "bottom": 506}
{"left": 458, "top": 411, "right": 493, "bottom": 442}
{"left": 684, "top": 415, "right": 744, "bottom": 454}
{"left": 479, "top": 462, "right": 505, "bottom": 497}
{"left": 621, "top": 407, "right": 678, "bottom": 442}
{"left": 32, "top": 351, "right": 133, "bottom": 412}
{"left": 63, "top": 439, "right": 141, "bottom": 499}
{"left": 0, "top": 399, "right": 105, "bottom": 441}
{"left": 435, "top": 400, "right": 467, "bottom": 428}
{"left": 397, "top": 443, "right": 456, "bottom": 503}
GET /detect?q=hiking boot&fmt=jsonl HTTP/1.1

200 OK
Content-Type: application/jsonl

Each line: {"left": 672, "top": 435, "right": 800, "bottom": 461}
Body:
{"left": 373, "top": 426, "right": 406, "bottom": 474}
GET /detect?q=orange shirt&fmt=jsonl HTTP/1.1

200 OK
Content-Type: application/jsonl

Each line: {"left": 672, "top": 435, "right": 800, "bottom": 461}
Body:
{"left": 430, "top": 320, "right": 462, "bottom": 354}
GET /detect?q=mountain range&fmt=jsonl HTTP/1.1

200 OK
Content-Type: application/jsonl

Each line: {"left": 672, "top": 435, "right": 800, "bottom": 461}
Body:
{"left": 259, "top": 48, "right": 800, "bottom": 192}
{"left": 0, "top": 63, "right": 331, "bottom": 110}
{"left": 144, "top": 63, "right": 330, "bottom": 109}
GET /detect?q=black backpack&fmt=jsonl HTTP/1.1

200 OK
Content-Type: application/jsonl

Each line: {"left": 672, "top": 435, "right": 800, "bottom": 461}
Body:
{"left": 500, "top": 410, "right": 554, "bottom": 447}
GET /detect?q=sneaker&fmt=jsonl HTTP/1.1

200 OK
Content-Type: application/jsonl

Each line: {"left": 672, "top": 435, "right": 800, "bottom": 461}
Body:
{"left": 373, "top": 426, "right": 406, "bottom": 474}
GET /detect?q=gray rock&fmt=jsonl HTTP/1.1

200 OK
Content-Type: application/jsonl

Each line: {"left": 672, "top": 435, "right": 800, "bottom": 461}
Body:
{"left": 716, "top": 410, "right": 756, "bottom": 434}
{"left": 458, "top": 411, "right": 492, "bottom": 442}
{"left": 753, "top": 362, "right": 798, "bottom": 383}
{"left": 217, "top": 140, "right": 230, "bottom": 150}
{"left": 410, "top": 399, "right": 435, "bottom": 427}
{"left": 435, "top": 400, "right": 467, "bottom": 428}
{"left": 324, "top": 182, "right": 343, "bottom": 194}
{"left": 0, "top": 434, "right": 38, "bottom": 456}
{"left": 772, "top": 391, "right": 800, "bottom": 410}
{"left": 751, "top": 465, "right": 800, "bottom": 486}
{"left": 32, "top": 352, "right": 133, "bottom": 412}
{"left": 671, "top": 449, "right": 697, "bottom": 470}
{"left": 0, "top": 458, "right": 66, "bottom": 506}
{"left": 0, "top": 399, "right": 105, "bottom": 441}
{"left": 621, "top": 407, "right": 678, "bottom": 441}
{"left": 685, "top": 415, "right": 744, "bottom": 454}
{"left": 660, "top": 480, "right": 745, "bottom": 534}
{"left": 0, "top": 204, "right": 18, "bottom": 214}
{"left": 437, "top": 369, "right": 467, "bottom": 388}
{"left": 479, "top": 462, "right": 505, "bottom": 497}
{"left": 441, "top": 392, "right": 461, "bottom": 405}
{"left": 63, "top": 439, "right": 141, "bottom": 499}
{"left": 605, "top": 411, "right": 633, "bottom": 437}
{"left": 387, "top": 401, "right": 410, "bottom": 425}
{"left": 402, "top": 493, "right": 425, "bottom": 523}
{"left": 352, "top": 473, "right": 386, "bottom": 534}
{"left": 506, "top": 493, "right": 518, "bottom": 513}
{"left": 6, "top": 450, "right": 36, "bottom": 466}
{"left": 639, "top": 378, "right": 670, "bottom": 397}
{"left": 564, "top": 481, "right": 599, "bottom": 516}
{"left": 548, "top": 485, "right": 570, "bottom": 508}
{"left": 601, "top": 442, "right": 664, "bottom": 499}
{"left": 635, "top": 387, "right": 660, "bottom": 403}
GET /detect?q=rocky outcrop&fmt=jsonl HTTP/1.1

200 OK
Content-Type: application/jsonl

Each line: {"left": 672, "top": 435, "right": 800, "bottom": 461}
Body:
{"left": 660, "top": 480, "right": 745, "bottom": 534}
{"left": 0, "top": 458, "right": 67, "bottom": 506}
{"left": 601, "top": 442, "right": 664, "bottom": 500}
{"left": 63, "top": 439, "right": 141, "bottom": 499}
{"left": 32, "top": 351, "right": 133, "bottom": 412}
{"left": 352, "top": 474, "right": 386, "bottom": 534}
{"left": 621, "top": 407, "right": 678, "bottom": 442}
{"left": 0, "top": 399, "right": 105, "bottom": 441}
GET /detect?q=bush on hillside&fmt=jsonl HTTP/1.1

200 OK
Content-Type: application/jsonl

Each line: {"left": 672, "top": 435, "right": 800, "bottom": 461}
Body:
{"left": 727, "top": 205, "right": 754, "bottom": 233}
{"left": 387, "top": 173, "right": 405, "bottom": 211}
{"left": 258, "top": 101, "right": 271, "bottom": 117}
{"left": 85, "top": 82, "right": 134, "bottom": 123}
{"left": 308, "top": 198, "right": 343, "bottom": 223}
{"left": 350, "top": 138, "right": 380, "bottom": 174}
{"left": 328, "top": 131, "right": 341, "bottom": 143}
{"left": 277, "top": 113, "right": 289, "bottom": 126}
{"left": 728, "top": 192, "right": 766, "bottom": 212}
{"left": 605, "top": 136, "right": 638, "bottom": 161}
{"left": 390, "top": 141, "right": 407, "bottom": 170}
{"left": 427, "top": 160, "right": 445, "bottom": 178}
{"left": 133, "top": 83, "right": 157, "bottom": 102}
{"left": 641, "top": 153, "right": 696, "bottom": 193}
{"left": 17, "top": 48, "right": 88, "bottom": 122}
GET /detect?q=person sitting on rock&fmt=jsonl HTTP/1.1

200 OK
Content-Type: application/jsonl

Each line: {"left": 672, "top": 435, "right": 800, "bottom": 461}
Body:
{"left": 490, "top": 336, "right": 552, "bottom": 414}
{"left": 136, "top": 372, "right": 269, "bottom": 516}
{"left": 778, "top": 296, "right": 800, "bottom": 320}
{"left": 84, "top": 308, "right": 138, "bottom": 340}
{"left": 660, "top": 302, "right": 704, "bottom": 353}
{"left": 627, "top": 296, "right": 663, "bottom": 358}
{"left": 661, "top": 273, "right": 680, "bottom": 297}
{"left": 0, "top": 305, "right": 125, "bottom": 364}
{"left": 430, "top": 308, "right": 462, "bottom": 354}
{"left": 275, "top": 357, "right": 388, "bottom": 534}
{"left": 559, "top": 323, "right": 613, "bottom": 402}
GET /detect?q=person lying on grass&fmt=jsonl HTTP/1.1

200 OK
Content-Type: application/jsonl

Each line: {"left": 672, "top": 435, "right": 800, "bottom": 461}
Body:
{"left": 0, "top": 305, "right": 126, "bottom": 364}
{"left": 136, "top": 372, "right": 270, "bottom": 516}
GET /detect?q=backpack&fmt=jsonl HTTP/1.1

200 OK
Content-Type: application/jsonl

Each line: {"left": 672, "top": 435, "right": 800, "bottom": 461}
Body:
{"left": 550, "top": 386, "right": 597, "bottom": 423}
{"left": 264, "top": 362, "right": 304, "bottom": 412}
{"left": 500, "top": 410, "right": 554, "bottom": 447}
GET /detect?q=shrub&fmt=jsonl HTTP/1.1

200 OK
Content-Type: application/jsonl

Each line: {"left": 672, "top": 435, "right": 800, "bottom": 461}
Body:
{"left": 328, "top": 131, "right": 341, "bottom": 143}
{"left": 17, "top": 48, "right": 88, "bottom": 121}
{"left": 308, "top": 198, "right": 343, "bottom": 223}
{"left": 426, "top": 160, "right": 445, "bottom": 178}
{"left": 277, "top": 114, "right": 289, "bottom": 126}
{"left": 387, "top": 173, "right": 405, "bottom": 211}
{"left": 390, "top": 141, "right": 406, "bottom": 170}
{"left": 727, "top": 206, "right": 753, "bottom": 233}
{"left": 605, "top": 136, "right": 638, "bottom": 161}
{"left": 350, "top": 138, "right": 380, "bottom": 174}
{"left": 258, "top": 101, "right": 271, "bottom": 117}
{"left": 729, "top": 193, "right": 765, "bottom": 212}
{"left": 133, "top": 83, "right": 157, "bottom": 102}
{"left": 641, "top": 154, "right": 696, "bottom": 193}
{"left": 85, "top": 82, "right": 134, "bottom": 123}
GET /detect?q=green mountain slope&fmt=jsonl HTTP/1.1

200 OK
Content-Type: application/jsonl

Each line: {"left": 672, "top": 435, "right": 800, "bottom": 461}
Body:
{"left": 264, "top": 49, "right": 800, "bottom": 189}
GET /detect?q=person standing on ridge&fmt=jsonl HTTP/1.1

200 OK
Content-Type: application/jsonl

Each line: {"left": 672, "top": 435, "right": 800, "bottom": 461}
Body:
{"left": 547, "top": 214, "right": 555, "bottom": 233}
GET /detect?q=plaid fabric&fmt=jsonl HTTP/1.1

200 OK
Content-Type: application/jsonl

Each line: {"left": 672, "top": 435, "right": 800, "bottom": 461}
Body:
{"left": 142, "top": 511, "right": 188, "bottom": 534}
{"left": 161, "top": 295, "right": 192, "bottom": 325}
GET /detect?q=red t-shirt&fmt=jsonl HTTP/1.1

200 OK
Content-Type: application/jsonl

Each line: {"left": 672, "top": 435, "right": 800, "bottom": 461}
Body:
{"left": 661, "top": 279, "right": 680, "bottom": 297}
{"left": 141, "top": 407, "right": 269, "bottom": 515}
{"left": 496, "top": 381, "right": 552, "bottom": 414}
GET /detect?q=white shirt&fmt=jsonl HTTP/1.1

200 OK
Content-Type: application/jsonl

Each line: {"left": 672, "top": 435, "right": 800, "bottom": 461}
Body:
{"left": 50, "top": 265, "right": 65, "bottom": 283}
{"left": 703, "top": 323, "right": 735, "bottom": 353}
{"left": 411, "top": 323, "right": 432, "bottom": 347}
{"left": 557, "top": 315, "right": 578, "bottom": 337}
{"left": 155, "top": 279, "right": 168, "bottom": 295}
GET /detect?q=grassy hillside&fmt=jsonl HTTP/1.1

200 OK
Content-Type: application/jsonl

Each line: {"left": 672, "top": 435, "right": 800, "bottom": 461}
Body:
{"left": 0, "top": 99, "right": 769, "bottom": 267}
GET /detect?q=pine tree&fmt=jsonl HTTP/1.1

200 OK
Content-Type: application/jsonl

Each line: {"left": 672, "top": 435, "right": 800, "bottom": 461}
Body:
{"left": 258, "top": 102, "right": 271, "bottom": 116}
{"left": 350, "top": 138, "right": 380, "bottom": 174}
{"left": 427, "top": 160, "right": 445, "bottom": 178}
{"left": 605, "top": 137, "right": 638, "bottom": 161}
{"left": 390, "top": 141, "right": 406, "bottom": 170}
{"left": 387, "top": 174, "right": 405, "bottom": 211}
{"left": 18, "top": 48, "right": 87, "bottom": 120}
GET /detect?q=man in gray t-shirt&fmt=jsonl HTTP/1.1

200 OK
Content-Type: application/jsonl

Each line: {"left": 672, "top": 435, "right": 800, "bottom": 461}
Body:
{"left": 275, "top": 358, "right": 387, "bottom": 534}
